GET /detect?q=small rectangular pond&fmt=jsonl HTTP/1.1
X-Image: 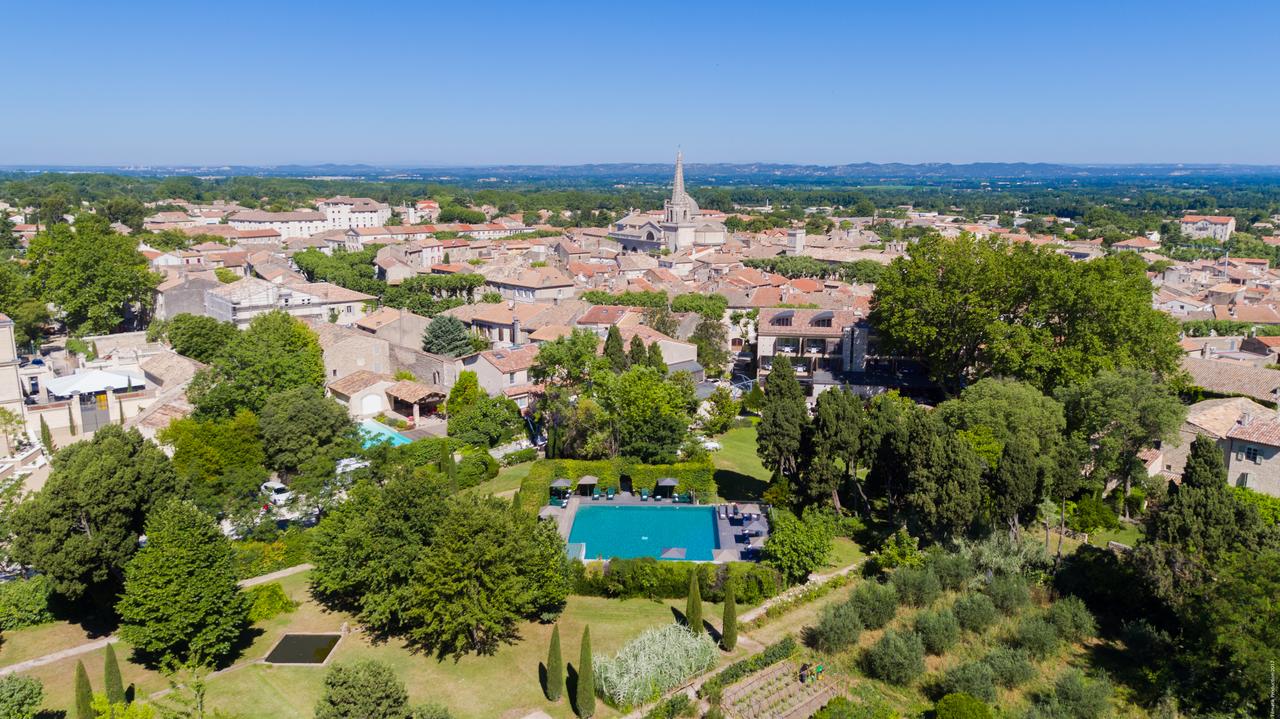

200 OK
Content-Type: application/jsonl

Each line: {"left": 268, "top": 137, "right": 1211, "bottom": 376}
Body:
{"left": 264, "top": 633, "right": 342, "bottom": 664}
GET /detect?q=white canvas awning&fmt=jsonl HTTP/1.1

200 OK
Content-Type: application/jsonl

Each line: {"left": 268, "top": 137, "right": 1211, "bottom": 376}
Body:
{"left": 46, "top": 368, "right": 146, "bottom": 397}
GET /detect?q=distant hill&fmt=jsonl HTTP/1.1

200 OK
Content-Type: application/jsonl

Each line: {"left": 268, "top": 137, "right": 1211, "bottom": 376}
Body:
{"left": 4, "top": 161, "right": 1280, "bottom": 186}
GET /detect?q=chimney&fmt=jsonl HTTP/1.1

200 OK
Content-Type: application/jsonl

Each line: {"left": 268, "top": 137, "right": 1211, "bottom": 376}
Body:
{"left": 1201, "top": 344, "right": 1209, "bottom": 358}
{"left": 512, "top": 317, "right": 522, "bottom": 343}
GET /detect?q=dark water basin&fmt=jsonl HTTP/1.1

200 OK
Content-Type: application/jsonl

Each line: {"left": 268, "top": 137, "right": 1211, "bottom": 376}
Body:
{"left": 264, "top": 633, "right": 341, "bottom": 664}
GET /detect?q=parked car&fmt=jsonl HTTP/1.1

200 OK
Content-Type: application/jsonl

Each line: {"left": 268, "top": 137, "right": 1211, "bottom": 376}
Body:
{"left": 260, "top": 480, "right": 293, "bottom": 506}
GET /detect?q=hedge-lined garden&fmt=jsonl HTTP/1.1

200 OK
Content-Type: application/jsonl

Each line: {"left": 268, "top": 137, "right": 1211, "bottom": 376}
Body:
{"left": 516, "top": 457, "right": 717, "bottom": 513}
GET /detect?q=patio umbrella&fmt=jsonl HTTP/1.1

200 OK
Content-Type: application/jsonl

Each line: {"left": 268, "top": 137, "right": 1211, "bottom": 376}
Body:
{"left": 745, "top": 519, "right": 769, "bottom": 535}
{"left": 550, "top": 478, "right": 571, "bottom": 489}
{"left": 656, "top": 478, "right": 679, "bottom": 487}
{"left": 660, "top": 547, "right": 687, "bottom": 560}
{"left": 576, "top": 475, "right": 598, "bottom": 485}
{"left": 712, "top": 548, "right": 739, "bottom": 563}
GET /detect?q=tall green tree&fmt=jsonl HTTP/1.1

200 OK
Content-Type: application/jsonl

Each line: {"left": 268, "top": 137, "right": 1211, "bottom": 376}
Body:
{"left": 74, "top": 661, "right": 93, "bottom": 719}
{"left": 805, "top": 387, "right": 864, "bottom": 511}
{"left": 603, "top": 326, "right": 627, "bottom": 373}
{"left": 0, "top": 674, "right": 44, "bottom": 719}
{"left": 188, "top": 310, "right": 324, "bottom": 417}
{"left": 576, "top": 626, "right": 595, "bottom": 719}
{"left": 593, "top": 366, "right": 692, "bottom": 462}
{"left": 117, "top": 499, "right": 248, "bottom": 666}
{"left": 871, "top": 233, "right": 1181, "bottom": 393}
{"left": 158, "top": 410, "right": 268, "bottom": 516}
{"left": 646, "top": 341, "right": 666, "bottom": 372}
{"left": 315, "top": 660, "right": 409, "bottom": 719}
{"left": 447, "top": 395, "right": 524, "bottom": 448}
{"left": 407, "top": 495, "right": 569, "bottom": 658}
{"left": 901, "top": 415, "right": 985, "bottom": 540}
{"left": 259, "top": 386, "right": 356, "bottom": 476}
{"left": 545, "top": 624, "right": 564, "bottom": 702}
{"left": 530, "top": 328, "right": 604, "bottom": 388}
{"left": 11, "top": 425, "right": 176, "bottom": 606}
{"left": 1056, "top": 369, "right": 1185, "bottom": 516}
{"left": 685, "top": 571, "right": 703, "bottom": 634}
{"left": 756, "top": 357, "right": 808, "bottom": 486}
{"left": 690, "top": 317, "right": 729, "bottom": 377}
{"left": 102, "top": 643, "right": 125, "bottom": 705}
{"left": 721, "top": 579, "right": 738, "bottom": 651}
{"left": 421, "top": 315, "right": 476, "bottom": 357}
{"left": 762, "top": 509, "right": 834, "bottom": 584}
{"left": 26, "top": 214, "right": 159, "bottom": 334}
{"left": 445, "top": 370, "right": 482, "bottom": 415}
{"left": 163, "top": 313, "right": 238, "bottom": 364}
{"left": 627, "top": 334, "right": 647, "bottom": 367}
{"left": 990, "top": 438, "right": 1041, "bottom": 538}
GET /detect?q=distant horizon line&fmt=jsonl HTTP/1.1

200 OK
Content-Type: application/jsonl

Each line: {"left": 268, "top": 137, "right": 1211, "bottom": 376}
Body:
{"left": 4, "top": 160, "right": 1280, "bottom": 170}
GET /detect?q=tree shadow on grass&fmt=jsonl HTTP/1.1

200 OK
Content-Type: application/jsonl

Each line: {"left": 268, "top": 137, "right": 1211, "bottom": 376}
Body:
{"left": 714, "top": 469, "right": 768, "bottom": 502}
{"left": 35, "top": 712, "right": 67, "bottom": 719}
{"left": 566, "top": 663, "right": 580, "bottom": 716}
{"left": 669, "top": 606, "right": 721, "bottom": 642}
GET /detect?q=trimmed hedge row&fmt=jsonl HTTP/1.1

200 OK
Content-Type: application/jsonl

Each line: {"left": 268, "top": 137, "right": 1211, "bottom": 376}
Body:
{"left": 517, "top": 457, "right": 717, "bottom": 513}
{"left": 573, "top": 558, "right": 782, "bottom": 605}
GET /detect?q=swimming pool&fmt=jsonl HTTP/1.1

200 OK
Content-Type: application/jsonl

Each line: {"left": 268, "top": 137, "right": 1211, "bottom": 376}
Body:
{"left": 568, "top": 505, "right": 720, "bottom": 562}
{"left": 359, "top": 419, "right": 412, "bottom": 448}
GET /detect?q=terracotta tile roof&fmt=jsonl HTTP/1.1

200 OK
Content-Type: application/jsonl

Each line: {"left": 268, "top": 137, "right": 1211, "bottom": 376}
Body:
{"left": 326, "top": 370, "right": 393, "bottom": 396}
{"left": 480, "top": 345, "right": 540, "bottom": 373}
{"left": 1182, "top": 215, "right": 1235, "bottom": 224}
{"left": 1181, "top": 356, "right": 1280, "bottom": 403}
{"left": 385, "top": 380, "right": 446, "bottom": 403}
{"left": 1227, "top": 416, "right": 1280, "bottom": 447}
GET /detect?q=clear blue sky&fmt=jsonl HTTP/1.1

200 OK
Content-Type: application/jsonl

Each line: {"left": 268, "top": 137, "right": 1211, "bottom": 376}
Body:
{"left": 5, "top": 0, "right": 1278, "bottom": 166}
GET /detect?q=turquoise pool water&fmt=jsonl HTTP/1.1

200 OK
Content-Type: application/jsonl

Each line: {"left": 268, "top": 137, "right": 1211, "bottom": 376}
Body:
{"left": 359, "top": 419, "right": 412, "bottom": 448}
{"left": 568, "top": 505, "right": 719, "bottom": 561}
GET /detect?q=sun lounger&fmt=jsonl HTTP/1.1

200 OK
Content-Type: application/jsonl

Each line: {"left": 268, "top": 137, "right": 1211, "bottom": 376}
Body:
{"left": 640, "top": 488, "right": 650, "bottom": 501}
{"left": 592, "top": 488, "right": 601, "bottom": 500}
{"left": 606, "top": 487, "right": 615, "bottom": 500}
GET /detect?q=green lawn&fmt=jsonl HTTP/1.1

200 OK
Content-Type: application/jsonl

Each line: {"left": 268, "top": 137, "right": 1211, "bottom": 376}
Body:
{"left": 18, "top": 570, "right": 716, "bottom": 719}
{"left": 711, "top": 425, "right": 771, "bottom": 501}
{"left": 1088, "top": 522, "right": 1142, "bottom": 548}
{"left": 464, "top": 460, "right": 534, "bottom": 499}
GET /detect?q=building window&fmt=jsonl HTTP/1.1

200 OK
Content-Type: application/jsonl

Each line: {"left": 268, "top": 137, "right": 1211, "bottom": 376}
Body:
{"left": 1245, "top": 446, "right": 1261, "bottom": 463}
{"left": 508, "top": 372, "right": 516, "bottom": 385}
{"left": 773, "top": 317, "right": 791, "bottom": 327}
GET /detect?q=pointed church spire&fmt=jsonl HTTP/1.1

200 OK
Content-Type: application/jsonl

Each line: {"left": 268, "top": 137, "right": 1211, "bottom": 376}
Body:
{"left": 673, "top": 150, "right": 685, "bottom": 200}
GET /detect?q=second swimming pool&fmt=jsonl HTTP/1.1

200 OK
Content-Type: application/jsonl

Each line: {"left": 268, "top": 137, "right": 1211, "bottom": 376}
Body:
{"left": 568, "top": 504, "right": 719, "bottom": 561}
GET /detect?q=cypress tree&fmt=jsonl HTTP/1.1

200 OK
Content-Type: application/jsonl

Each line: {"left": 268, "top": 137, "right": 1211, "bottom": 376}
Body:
{"left": 38, "top": 415, "right": 55, "bottom": 455}
{"left": 545, "top": 624, "right": 563, "bottom": 701}
{"left": 576, "top": 626, "right": 595, "bottom": 718}
{"left": 103, "top": 642, "right": 125, "bottom": 705}
{"left": 721, "top": 579, "right": 738, "bottom": 651}
{"left": 647, "top": 341, "right": 666, "bottom": 372}
{"left": 628, "top": 335, "right": 647, "bottom": 367}
{"left": 74, "top": 660, "right": 93, "bottom": 719}
{"left": 604, "top": 326, "right": 627, "bottom": 372}
{"left": 686, "top": 571, "right": 703, "bottom": 634}
{"left": 756, "top": 356, "right": 808, "bottom": 484}
{"left": 1181, "top": 434, "right": 1225, "bottom": 489}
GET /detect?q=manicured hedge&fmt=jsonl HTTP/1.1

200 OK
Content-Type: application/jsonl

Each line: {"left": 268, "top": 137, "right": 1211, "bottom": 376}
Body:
{"left": 0, "top": 575, "right": 54, "bottom": 630}
{"left": 231, "top": 527, "right": 311, "bottom": 580}
{"left": 501, "top": 447, "right": 538, "bottom": 465}
{"left": 518, "top": 457, "right": 717, "bottom": 513}
{"left": 573, "top": 558, "right": 782, "bottom": 605}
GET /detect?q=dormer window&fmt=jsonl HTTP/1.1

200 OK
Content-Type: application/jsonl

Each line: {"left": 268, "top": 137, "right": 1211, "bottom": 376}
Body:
{"left": 811, "top": 311, "right": 833, "bottom": 328}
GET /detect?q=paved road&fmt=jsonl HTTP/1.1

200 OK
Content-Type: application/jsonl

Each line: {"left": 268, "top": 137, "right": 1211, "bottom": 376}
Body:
{"left": 0, "top": 563, "right": 315, "bottom": 676}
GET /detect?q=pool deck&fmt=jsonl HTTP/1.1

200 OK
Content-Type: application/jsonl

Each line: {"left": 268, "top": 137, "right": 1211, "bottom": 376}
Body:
{"left": 542, "top": 493, "right": 768, "bottom": 562}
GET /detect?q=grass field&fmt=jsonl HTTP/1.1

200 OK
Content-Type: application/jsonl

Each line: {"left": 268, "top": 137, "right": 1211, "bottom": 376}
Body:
{"left": 464, "top": 460, "right": 534, "bottom": 499}
{"left": 711, "top": 425, "right": 771, "bottom": 501}
{"left": 16, "top": 569, "right": 736, "bottom": 719}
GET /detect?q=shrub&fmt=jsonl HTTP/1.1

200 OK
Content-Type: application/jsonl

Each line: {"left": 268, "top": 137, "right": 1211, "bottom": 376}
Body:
{"left": 914, "top": 609, "right": 960, "bottom": 655}
{"left": 409, "top": 704, "right": 454, "bottom": 719}
{"left": 953, "top": 593, "right": 998, "bottom": 633}
{"left": 864, "top": 630, "right": 925, "bottom": 686}
{"left": 927, "top": 551, "right": 975, "bottom": 592}
{"left": 1014, "top": 616, "right": 1060, "bottom": 660}
{"left": 1046, "top": 596, "right": 1096, "bottom": 643}
{"left": 890, "top": 567, "right": 941, "bottom": 607}
{"left": 983, "top": 646, "right": 1036, "bottom": 688}
{"left": 0, "top": 575, "right": 54, "bottom": 630}
{"left": 456, "top": 452, "right": 498, "bottom": 489}
{"left": 1120, "top": 619, "right": 1172, "bottom": 664}
{"left": 810, "top": 601, "right": 863, "bottom": 654}
{"left": 232, "top": 527, "right": 311, "bottom": 580}
{"left": 642, "top": 694, "right": 694, "bottom": 719}
{"left": 939, "top": 662, "right": 997, "bottom": 703}
{"left": 0, "top": 674, "right": 43, "bottom": 719}
{"left": 873, "top": 527, "right": 925, "bottom": 571}
{"left": 956, "top": 535, "right": 1048, "bottom": 579}
{"left": 501, "top": 447, "right": 537, "bottom": 466}
{"left": 985, "top": 575, "right": 1030, "bottom": 616}
{"left": 847, "top": 581, "right": 898, "bottom": 630}
{"left": 593, "top": 624, "right": 718, "bottom": 707}
{"left": 1029, "top": 670, "right": 1113, "bottom": 719}
{"left": 246, "top": 582, "right": 298, "bottom": 623}
{"left": 813, "top": 695, "right": 899, "bottom": 719}
{"left": 935, "top": 693, "right": 992, "bottom": 719}
{"left": 575, "top": 558, "right": 782, "bottom": 605}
